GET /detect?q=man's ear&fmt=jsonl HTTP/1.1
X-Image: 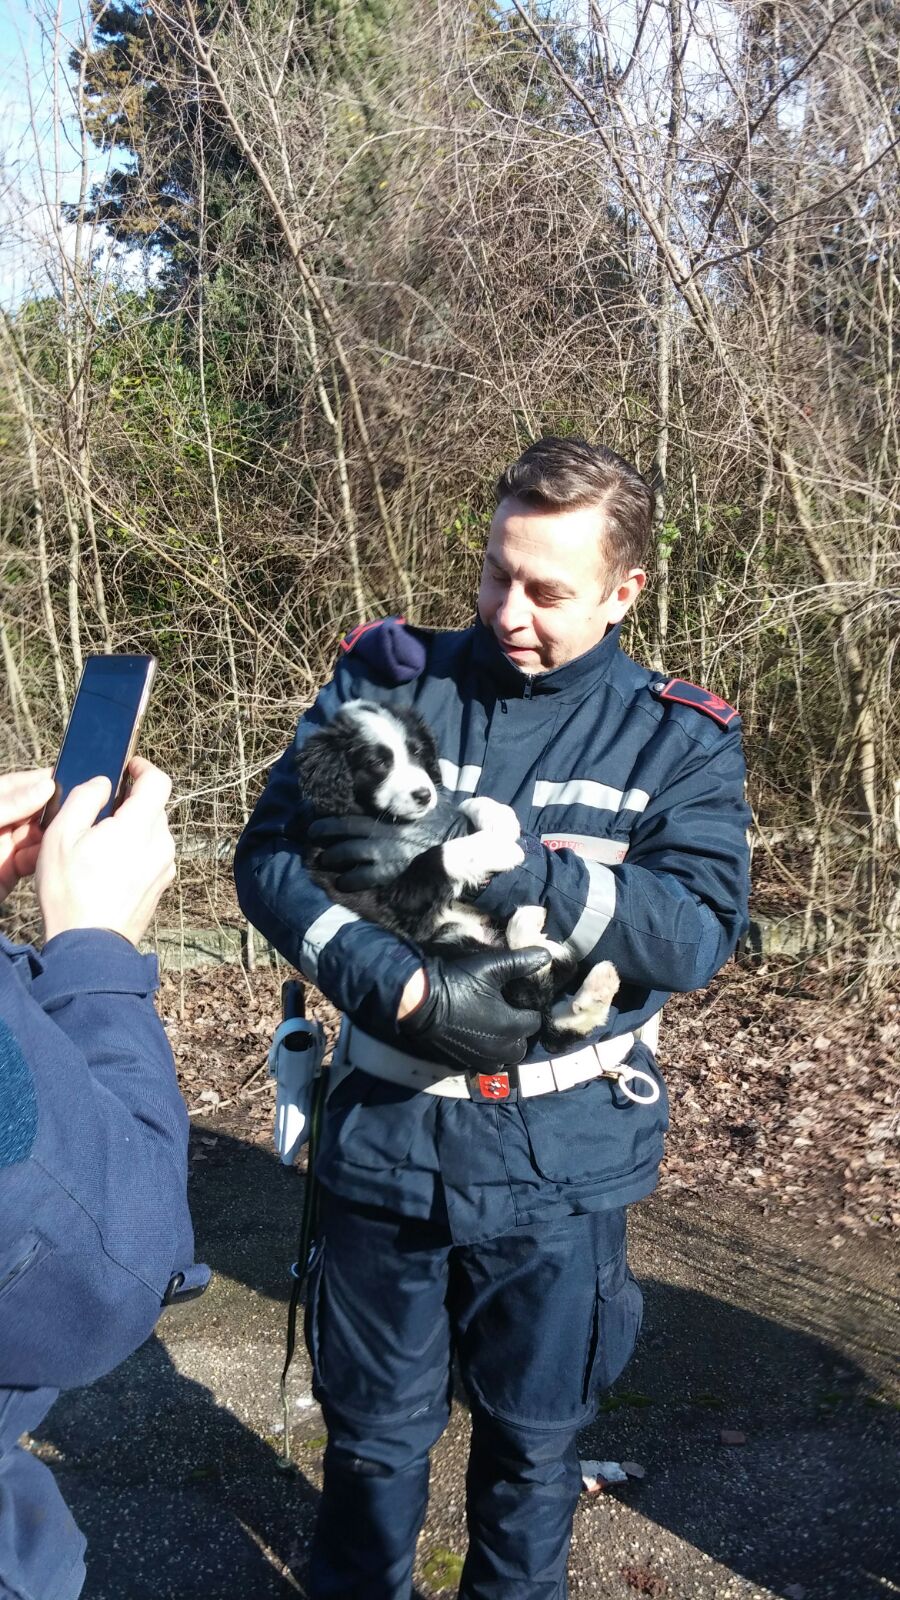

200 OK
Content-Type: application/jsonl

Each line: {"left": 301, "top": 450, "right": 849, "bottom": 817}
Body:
{"left": 296, "top": 727, "right": 356, "bottom": 814}
{"left": 606, "top": 568, "right": 646, "bottom": 624}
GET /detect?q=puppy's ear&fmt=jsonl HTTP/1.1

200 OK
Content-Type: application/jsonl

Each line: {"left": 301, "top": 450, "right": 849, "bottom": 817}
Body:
{"left": 296, "top": 726, "right": 356, "bottom": 815}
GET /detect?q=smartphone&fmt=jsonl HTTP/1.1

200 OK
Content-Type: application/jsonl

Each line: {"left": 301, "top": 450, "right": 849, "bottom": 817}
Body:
{"left": 42, "top": 655, "right": 157, "bottom": 826}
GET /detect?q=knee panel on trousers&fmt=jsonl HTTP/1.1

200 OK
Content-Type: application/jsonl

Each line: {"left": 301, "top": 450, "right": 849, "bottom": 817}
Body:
{"left": 321, "top": 1392, "right": 449, "bottom": 1477}
{"left": 467, "top": 1404, "right": 582, "bottom": 1486}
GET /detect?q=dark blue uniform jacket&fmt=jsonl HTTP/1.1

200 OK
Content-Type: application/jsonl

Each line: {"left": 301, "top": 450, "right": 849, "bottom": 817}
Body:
{"left": 235, "top": 617, "right": 750, "bottom": 1244}
{"left": 0, "top": 929, "right": 199, "bottom": 1600}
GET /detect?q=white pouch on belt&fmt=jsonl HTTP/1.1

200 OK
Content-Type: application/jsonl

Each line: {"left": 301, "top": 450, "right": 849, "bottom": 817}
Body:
{"left": 268, "top": 1016, "right": 326, "bottom": 1165}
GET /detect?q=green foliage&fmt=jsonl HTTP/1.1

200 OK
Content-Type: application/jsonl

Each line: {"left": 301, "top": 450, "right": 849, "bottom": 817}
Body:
{"left": 445, "top": 506, "right": 490, "bottom": 553}
{"left": 657, "top": 521, "right": 681, "bottom": 556}
{"left": 421, "top": 1549, "right": 465, "bottom": 1590}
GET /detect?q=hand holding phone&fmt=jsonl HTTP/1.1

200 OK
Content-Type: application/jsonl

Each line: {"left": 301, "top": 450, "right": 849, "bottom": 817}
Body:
{"left": 35, "top": 758, "right": 177, "bottom": 946}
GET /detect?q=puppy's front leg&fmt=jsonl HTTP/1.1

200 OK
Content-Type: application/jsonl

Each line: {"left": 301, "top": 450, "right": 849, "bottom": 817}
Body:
{"left": 506, "top": 905, "right": 567, "bottom": 965}
{"left": 457, "top": 797, "right": 521, "bottom": 839}
{"left": 441, "top": 830, "right": 524, "bottom": 895}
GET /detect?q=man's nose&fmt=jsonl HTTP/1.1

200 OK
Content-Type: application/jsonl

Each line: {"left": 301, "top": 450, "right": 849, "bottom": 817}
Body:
{"left": 497, "top": 586, "right": 529, "bottom": 630}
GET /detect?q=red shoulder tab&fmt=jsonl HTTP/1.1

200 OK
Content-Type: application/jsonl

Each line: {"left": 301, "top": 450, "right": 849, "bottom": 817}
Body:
{"left": 338, "top": 615, "right": 425, "bottom": 685}
{"left": 653, "top": 678, "right": 739, "bottom": 727}
{"left": 340, "top": 615, "right": 406, "bottom": 653}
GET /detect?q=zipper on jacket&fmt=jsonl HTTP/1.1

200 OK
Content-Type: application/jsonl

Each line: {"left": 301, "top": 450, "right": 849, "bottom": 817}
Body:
{"left": 523, "top": 677, "right": 534, "bottom": 700}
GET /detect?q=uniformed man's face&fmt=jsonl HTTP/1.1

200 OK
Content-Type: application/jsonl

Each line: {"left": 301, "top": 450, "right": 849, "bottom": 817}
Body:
{"left": 477, "top": 498, "right": 646, "bottom": 674}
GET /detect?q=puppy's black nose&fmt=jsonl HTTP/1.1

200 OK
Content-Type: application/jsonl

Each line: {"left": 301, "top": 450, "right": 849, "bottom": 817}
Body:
{"left": 411, "top": 787, "right": 432, "bottom": 808}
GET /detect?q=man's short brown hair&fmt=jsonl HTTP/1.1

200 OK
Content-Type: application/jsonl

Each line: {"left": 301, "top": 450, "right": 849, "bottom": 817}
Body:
{"left": 496, "top": 436, "right": 653, "bottom": 581}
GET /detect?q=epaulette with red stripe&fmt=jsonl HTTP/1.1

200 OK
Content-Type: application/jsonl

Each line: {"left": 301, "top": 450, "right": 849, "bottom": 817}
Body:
{"left": 649, "top": 677, "right": 740, "bottom": 728}
{"left": 339, "top": 615, "right": 426, "bottom": 685}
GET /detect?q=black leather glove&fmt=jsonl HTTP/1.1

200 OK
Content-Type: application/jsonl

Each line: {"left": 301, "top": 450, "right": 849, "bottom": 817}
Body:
{"left": 307, "top": 800, "right": 471, "bottom": 891}
{"left": 399, "top": 946, "right": 548, "bottom": 1073}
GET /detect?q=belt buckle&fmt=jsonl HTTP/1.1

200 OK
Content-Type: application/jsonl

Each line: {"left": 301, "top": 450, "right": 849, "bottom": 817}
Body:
{"left": 467, "top": 1066, "right": 519, "bottom": 1103}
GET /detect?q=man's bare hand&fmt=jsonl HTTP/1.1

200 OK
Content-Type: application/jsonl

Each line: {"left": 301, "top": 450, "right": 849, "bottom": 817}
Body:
{"left": 35, "top": 757, "right": 177, "bottom": 946}
{"left": 0, "top": 769, "right": 56, "bottom": 904}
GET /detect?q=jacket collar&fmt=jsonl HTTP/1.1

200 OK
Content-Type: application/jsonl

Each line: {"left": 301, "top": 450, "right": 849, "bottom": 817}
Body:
{"left": 472, "top": 615, "right": 623, "bottom": 698}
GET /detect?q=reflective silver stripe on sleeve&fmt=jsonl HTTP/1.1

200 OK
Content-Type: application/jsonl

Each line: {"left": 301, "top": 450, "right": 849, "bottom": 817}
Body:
{"left": 534, "top": 778, "right": 650, "bottom": 813}
{"left": 300, "top": 905, "right": 361, "bottom": 981}
{"left": 439, "top": 760, "right": 482, "bottom": 793}
{"left": 565, "top": 860, "right": 617, "bottom": 959}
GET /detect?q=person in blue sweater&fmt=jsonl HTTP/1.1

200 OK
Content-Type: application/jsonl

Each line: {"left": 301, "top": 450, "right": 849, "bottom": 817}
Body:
{"left": 235, "top": 437, "right": 751, "bottom": 1599}
{"left": 0, "top": 759, "right": 205, "bottom": 1600}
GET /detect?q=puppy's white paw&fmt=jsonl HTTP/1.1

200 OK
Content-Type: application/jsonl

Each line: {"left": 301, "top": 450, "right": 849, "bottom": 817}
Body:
{"left": 506, "top": 904, "right": 546, "bottom": 948}
{"left": 442, "top": 831, "right": 524, "bottom": 890}
{"left": 458, "top": 797, "right": 521, "bottom": 838}
{"left": 551, "top": 961, "right": 620, "bottom": 1036}
{"left": 506, "top": 905, "right": 567, "bottom": 962}
{"left": 573, "top": 960, "right": 619, "bottom": 1012}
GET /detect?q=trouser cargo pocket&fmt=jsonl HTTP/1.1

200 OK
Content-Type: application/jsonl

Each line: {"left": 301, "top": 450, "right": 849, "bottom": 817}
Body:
{"left": 587, "top": 1245, "right": 644, "bottom": 1396}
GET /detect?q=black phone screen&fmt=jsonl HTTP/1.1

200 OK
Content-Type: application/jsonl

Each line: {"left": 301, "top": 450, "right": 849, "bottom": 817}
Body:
{"left": 47, "top": 655, "right": 156, "bottom": 824}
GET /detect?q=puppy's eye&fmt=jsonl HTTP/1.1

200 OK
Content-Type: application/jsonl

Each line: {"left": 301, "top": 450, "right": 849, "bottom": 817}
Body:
{"left": 371, "top": 743, "right": 393, "bottom": 772}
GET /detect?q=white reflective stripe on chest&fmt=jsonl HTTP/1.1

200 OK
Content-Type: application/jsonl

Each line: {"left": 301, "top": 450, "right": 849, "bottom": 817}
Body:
{"left": 541, "top": 833, "right": 628, "bottom": 864}
{"left": 534, "top": 778, "right": 650, "bottom": 813}
{"left": 300, "top": 904, "right": 360, "bottom": 980}
{"left": 565, "top": 860, "right": 616, "bottom": 958}
{"left": 439, "top": 759, "right": 482, "bottom": 794}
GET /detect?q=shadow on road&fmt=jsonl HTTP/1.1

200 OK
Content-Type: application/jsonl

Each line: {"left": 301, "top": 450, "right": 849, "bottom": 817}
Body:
{"left": 34, "top": 1131, "right": 899, "bottom": 1600}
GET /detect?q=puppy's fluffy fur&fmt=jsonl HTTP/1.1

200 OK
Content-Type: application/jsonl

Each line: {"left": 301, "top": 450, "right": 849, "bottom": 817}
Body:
{"left": 298, "top": 699, "right": 619, "bottom": 1050}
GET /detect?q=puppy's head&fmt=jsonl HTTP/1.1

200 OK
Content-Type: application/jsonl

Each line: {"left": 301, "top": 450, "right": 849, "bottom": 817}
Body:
{"left": 297, "top": 700, "right": 441, "bottom": 821}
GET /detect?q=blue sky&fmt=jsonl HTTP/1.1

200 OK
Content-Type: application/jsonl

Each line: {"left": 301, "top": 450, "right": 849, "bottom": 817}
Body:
{"left": 0, "top": 0, "right": 117, "bottom": 307}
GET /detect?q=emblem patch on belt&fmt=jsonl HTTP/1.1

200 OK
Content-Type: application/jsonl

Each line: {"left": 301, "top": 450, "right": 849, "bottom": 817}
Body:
{"left": 477, "top": 1072, "right": 510, "bottom": 1100}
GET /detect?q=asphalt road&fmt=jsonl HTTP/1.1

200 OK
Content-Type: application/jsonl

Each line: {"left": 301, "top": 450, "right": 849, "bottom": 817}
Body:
{"left": 31, "top": 1132, "right": 899, "bottom": 1600}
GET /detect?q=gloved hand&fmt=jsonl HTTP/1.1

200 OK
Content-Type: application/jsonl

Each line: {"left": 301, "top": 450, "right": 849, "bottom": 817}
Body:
{"left": 307, "top": 801, "right": 471, "bottom": 891}
{"left": 399, "top": 946, "right": 548, "bottom": 1073}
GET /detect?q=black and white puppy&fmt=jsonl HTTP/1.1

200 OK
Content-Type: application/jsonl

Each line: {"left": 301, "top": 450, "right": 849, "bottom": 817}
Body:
{"left": 298, "top": 699, "right": 619, "bottom": 1048}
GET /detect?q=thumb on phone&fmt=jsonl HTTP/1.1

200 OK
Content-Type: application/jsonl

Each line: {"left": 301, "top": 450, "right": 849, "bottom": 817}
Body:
{"left": 49, "top": 775, "right": 113, "bottom": 841}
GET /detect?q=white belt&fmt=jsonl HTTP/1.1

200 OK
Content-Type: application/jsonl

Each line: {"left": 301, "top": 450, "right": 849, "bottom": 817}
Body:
{"left": 338, "top": 1013, "right": 661, "bottom": 1104}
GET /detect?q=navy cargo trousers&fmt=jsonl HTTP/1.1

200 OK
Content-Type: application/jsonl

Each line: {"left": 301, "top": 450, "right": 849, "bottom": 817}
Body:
{"left": 305, "top": 1188, "right": 643, "bottom": 1599}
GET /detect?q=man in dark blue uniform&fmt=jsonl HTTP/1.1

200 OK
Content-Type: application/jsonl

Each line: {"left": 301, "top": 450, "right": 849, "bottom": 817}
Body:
{"left": 235, "top": 437, "right": 751, "bottom": 1599}
{"left": 0, "top": 760, "right": 205, "bottom": 1600}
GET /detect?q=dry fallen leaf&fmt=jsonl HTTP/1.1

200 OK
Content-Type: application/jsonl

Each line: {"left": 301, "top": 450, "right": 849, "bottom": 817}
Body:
{"left": 620, "top": 1565, "right": 668, "bottom": 1597}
